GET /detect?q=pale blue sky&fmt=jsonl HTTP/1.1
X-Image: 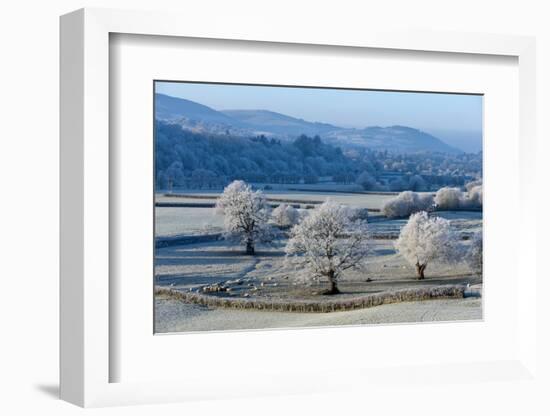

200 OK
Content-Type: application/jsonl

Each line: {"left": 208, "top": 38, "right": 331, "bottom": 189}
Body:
{"left": 155, "top": 81, "right": 483, "bottom": 152}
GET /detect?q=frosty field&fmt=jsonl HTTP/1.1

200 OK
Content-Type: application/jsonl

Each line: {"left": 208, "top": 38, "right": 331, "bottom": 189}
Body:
{"left": 154, "top": 189, "right": 482, "bottom": 333}
{"left": 156, "top": 207, "right": 224, "bottom": 237}
{"left": 155, "top": 191, "right": 402, "bottom": 237}
{"left": 157, "top": 190, "right": 397, "bottom": 209}
{"left": 155, "top": 295, "right": 482, "bottom": 333}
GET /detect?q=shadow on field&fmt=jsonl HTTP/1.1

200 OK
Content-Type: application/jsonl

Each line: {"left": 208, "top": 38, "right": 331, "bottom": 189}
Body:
{"left": 326, "top": 275, "right": 483, "bottom": 298}
{"left": 155, "top": 242, "right": 286, "bottom": 268}
{"left": 155, "top": 241, "right": 289, "bottom": 285}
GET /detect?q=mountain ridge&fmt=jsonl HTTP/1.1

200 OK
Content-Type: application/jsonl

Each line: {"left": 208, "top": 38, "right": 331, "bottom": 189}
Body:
{"left": 155, "top": 93, "right": 462, "bottom": 154}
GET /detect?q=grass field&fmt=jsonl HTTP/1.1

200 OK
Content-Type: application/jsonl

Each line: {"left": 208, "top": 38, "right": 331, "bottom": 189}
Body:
{"left": 154, "top": 188, "right": 482, "bottom": 332}
{"left": 155, "top": 190, "right": 410, "bottom": 237}
{"left": 157, "top": 190, "right": 397, "bottom": 209}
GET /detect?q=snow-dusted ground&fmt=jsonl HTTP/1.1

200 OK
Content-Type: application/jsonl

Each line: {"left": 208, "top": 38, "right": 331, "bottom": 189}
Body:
{"left": 155, "top": 234, "right": 482, "bottom": 307}
{"left": 156, "top": 190, "right": 397, "bottom": 209}
{"left": 155, "top": 191, "right": 442, "bottom": 237}
{"left": 155, "top": 207, "right": 224, "bottom": 237}
{"left": 155, "top": 208, "right": 481, "bottom": 239}
{"left": 154, "top": 189, "right": 482, "bottom": 332}
{"left": 155, "top": 295, "right": 482, "bottom": 333}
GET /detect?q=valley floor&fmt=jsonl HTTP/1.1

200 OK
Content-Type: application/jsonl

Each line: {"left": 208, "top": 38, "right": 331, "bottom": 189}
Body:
{"left": 154, "top": 191, "right": 483, "bottom": 333}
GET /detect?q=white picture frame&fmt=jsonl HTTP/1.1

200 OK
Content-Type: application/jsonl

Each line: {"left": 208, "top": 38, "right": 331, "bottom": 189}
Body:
{"left": 60, "top": 7, "right": 538, "bottom": 408}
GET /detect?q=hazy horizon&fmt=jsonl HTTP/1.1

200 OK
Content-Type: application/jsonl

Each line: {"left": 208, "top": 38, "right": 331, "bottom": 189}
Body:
{"left": 156, "top": 81, "right": 483, "bottom": 153}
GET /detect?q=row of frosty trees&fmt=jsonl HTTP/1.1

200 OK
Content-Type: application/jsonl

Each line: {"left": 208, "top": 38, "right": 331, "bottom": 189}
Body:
{"left": 380, "top": 180, "right": 482, "bottom": 219}
{"left": 215, "top": 180, "right": 482, "bottom": 295}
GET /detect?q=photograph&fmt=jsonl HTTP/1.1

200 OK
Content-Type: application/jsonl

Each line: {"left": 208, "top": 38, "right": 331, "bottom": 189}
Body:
{"left": 153, "top": 81, "right": 483, "bottom": 333}
{"left": 2, "top": 0, "right": 544, "bottom": 412}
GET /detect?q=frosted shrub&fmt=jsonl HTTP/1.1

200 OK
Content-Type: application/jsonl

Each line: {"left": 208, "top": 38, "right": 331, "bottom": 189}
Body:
{"left": 285, "top": 200, "right": 369, "bottom": 294}
{"left": 271, "top": 204, "right": 300, "bottom": 228}
{"left": 298, "top": 209, "right": 310, "bottom": 221}
{"left": 382, "top": 191, "right": 434, "bottom": 219}
{"left": 465, "top": 179, "right": 482, "bottom": 193}
{"left": 408, "top": 175, "right": 427, "bottom": 192}
{"left": 349, "top": 207, "right": 370, "bottom": 222}
{"left": 435, "top": 185, "right": 482, "bottom": 210}
{"left": 434, "top": 187, "right": 463, "bottom": 210}
{"left": 463, "top": 185, "right": 482, "bottom": 209}
{"left": 389, "top": 178, "right": 407, "bottom": 192}
{"left": 356, "top": 171, "right": 379, "bottom": 191}
{"left": 467, "top": 231, "right": 483, "bottom": 275}
{"left": 215, "top": 180, "right": 272, "bottom": 255}
{"left": 395, "top": 211, "right": 459, "bottom": 279}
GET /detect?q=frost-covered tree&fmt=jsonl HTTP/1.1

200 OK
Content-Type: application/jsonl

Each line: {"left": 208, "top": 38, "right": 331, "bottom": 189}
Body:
{"left": 464, "top": 185, "right": 482, "bottom": 209}
{"left": 165, "top": 161, "right": 185, "bottom": 189}
{"left": 434, "top": 187, "right": 463, "bottom": 210}
{"left": 467, "top": 231, "right": 483, "bottom": 275}
{"left": 215, "top": 180, "right": 272, "bottom": 255}
{"left": 356, "top": 171, "right": 378, "bottom": 191}
{"left": 389, "top": 177, "right": 408, "bottom": 192}
{"left": 349, "top": 207, "right": 370, "bottom": 222}
{"left": 285, "top": 200, "right": 369, "bottom": 294}
{"left": 382, "top": 191, "right": 434, "bottom": 219}
{"left": 395, "top": 211, "right": 458, "bottom": 279}
{"left": 408, "top": 175, "right": 427, "bottom": 192}
{"left": 435, "top": 185, "right": 482, "bottom": 210}
{"left": 465, "top": 179, "right": 482, "bottom": 193}
{"left": 192, "top": 168, "right": 219, "bottom": 189}
{"left": 271, "top": 204, "right": 300, "bottom": 229}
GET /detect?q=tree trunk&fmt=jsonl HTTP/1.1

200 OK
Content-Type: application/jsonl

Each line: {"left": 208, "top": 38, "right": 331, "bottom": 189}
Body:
{"left": 325, "top": 271, "right": 340, "bottom": 295}
{"left": 415, "top": 262, "right": 426, "bottom": 279}
{"left": 245, "top": 239, "right": 255, "bottom": 255}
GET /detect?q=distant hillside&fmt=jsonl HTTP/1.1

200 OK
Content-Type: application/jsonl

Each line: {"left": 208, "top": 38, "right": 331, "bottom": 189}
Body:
{"left": 155, "top": 93, "right": 240, "bottom": 126}
{"left": 222, "top": 109, "right": 338, "bottom": 137}
{"left": 155, "top": 93, "right": 462, "bottom": 154}
{"left": 325, "top": 125, "right": 462, "bottom": 154}
{"left": 155, "top": 121, "right": 357, "bottom": 189}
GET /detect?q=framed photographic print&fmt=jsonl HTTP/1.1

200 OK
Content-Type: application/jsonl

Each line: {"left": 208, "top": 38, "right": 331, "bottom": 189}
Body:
{"left": 152, "top": 81, "right": 483, "bottom": 334}
{"left": 60, "top": 8, "right": 538, "bottom": 408}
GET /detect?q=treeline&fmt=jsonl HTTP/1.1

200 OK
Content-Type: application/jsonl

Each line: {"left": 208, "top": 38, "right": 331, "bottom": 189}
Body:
{"left": 155, "top": 120, "right": 482, "bottom": 191}
{"left": 346, "top": 148, "right": 482, "bottom": 191}
{"left": 155, "top": 121, "right": 358, "bottom": 189}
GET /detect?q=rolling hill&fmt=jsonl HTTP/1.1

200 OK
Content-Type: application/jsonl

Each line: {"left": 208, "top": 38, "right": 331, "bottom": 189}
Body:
{"left": 155, "top": 93, "right": 240, "bottom": 126}
{"left": 155, "top": 93, "right": 462, "bottom": 154}
{"left": 221, "top": 109, "right": 338, "bottom": 137}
